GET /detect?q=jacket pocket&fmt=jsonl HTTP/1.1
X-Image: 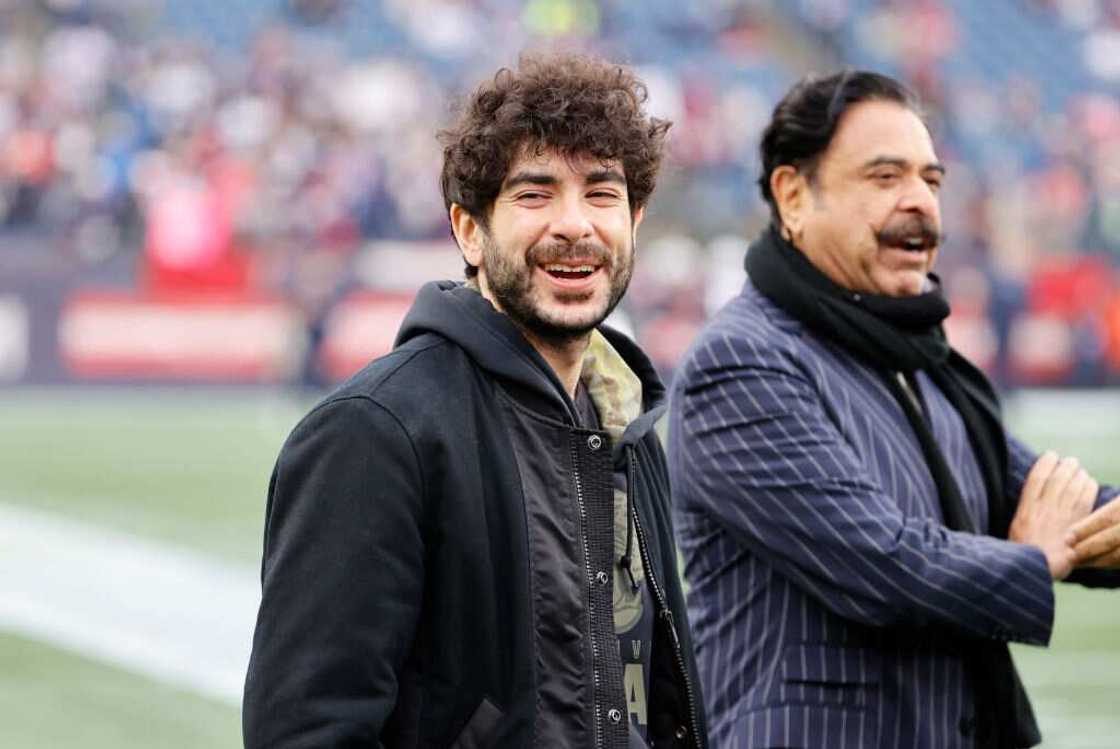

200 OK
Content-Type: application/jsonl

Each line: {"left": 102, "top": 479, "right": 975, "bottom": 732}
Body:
{"left": 735, "top": 702, "right": 879, "bottom": 748}
{"left": 450, "top": 697, "right": 503, "bottom": 749}
{"left": 779, "top": 644, "right": 879, "bottom": 709}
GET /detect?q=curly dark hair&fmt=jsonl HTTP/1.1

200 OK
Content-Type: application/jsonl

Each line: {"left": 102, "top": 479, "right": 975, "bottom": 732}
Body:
{"left": 758, "top": 70, "right": 922, "bottom": 227}
{"left": 439, "top": 54, "right": 671, "bottom": 276}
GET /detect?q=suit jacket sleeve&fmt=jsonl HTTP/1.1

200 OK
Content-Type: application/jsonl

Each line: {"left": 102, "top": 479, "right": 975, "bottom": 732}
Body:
{"left": 1005, "top": 433, "right": 1120, "bottom": 589}
{"left": 673, "top": 333, "right": 1055, "bottom": 645}
{"left": 243, "top": 395, "right": 425, "bottom": 748}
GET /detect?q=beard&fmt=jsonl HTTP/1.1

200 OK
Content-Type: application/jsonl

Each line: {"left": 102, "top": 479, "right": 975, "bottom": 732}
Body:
{"left": 480, "top": 233, "right": 634, "bottom": 344}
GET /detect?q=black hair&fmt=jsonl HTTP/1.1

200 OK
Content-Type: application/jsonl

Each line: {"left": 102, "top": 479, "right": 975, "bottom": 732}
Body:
{"left": 758, "top": 69, "right": 922, "bottom": 226}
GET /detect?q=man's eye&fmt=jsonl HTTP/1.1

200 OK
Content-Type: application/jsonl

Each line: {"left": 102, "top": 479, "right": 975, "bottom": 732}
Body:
{"left": 516, "top": 192, "right": 548, "bottom": 201}
{"left": 925, "top": 177, "right": 943, "bottom": 192}
{"left": 588, "top": 191, "right": 621, "bottom": 200}
{"left": 873, "top": 172, "right": 899, "bottom": 183}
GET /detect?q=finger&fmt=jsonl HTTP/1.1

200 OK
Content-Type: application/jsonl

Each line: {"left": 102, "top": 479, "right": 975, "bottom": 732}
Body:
{"left": 1062, "top": 469, "right": 1095, "bottom": 517}
{"left": 1078, "top": 477, "right": 1100, "bottom": 517}
{"left": 1071, "top": 522, "right": 1120, "bottom": 563}
{"left": 1083, "top": 546, "right": 1120, "bottom": 570}
{"left": 1069, "top": 496, "right": 1120, "bottom": 543}
{"left": 1019, "top": 451, "right": 1059, "bottom": 506}
{"left": 1038, "top": 456, "right": 1081, "bottom": 506}
{"left": 1061, "top": 468, "right": 1088, "bottom": 507}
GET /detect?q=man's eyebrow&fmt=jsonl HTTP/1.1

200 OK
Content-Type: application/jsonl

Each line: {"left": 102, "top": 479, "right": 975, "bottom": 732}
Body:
{"left": 585, "top": 169, "right": 627, "bottom": 186}
{"left": 502, "top": 168, "right": 628, "bottom": 191}
{"left": 862, "top": 156, "right": 947, "bottom": 175}
{"left": 502, "top": 171, "right": 558, "bottom": 190}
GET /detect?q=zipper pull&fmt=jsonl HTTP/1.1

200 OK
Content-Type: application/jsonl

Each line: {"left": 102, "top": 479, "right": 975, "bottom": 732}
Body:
{"left": 660, "top": 608, "right": 681, "bottom": 650}
{"left": 619, "top": 555, "right": 640, "bottom": 593}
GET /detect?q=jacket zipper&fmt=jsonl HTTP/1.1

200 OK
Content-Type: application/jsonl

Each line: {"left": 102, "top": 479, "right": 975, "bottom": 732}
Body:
{"left": 570, "top": 437, "right": 603, "bottom": 749}
{"left": 628, "top": 447, "right": 703, "bottom": 749}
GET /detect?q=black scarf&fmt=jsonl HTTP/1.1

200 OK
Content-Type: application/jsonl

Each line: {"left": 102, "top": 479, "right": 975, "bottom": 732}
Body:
{"left": 746, "top": 225, "right": 1039, "bottom": 748}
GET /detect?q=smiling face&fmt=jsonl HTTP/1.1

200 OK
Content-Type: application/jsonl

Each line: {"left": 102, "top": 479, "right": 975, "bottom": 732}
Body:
{"left": 776, "top": 100, "right": 945, "bottom": 297}
{"left": 452, "top": 147, "right": 642, "bottom": 342}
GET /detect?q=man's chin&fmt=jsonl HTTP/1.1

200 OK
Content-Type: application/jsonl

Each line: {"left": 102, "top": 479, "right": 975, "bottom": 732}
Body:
{"left": 522, "top": 301, "right": 611, "bottom": 341}
{"left": 878, "top": 270, "right": 929, "bottom": 297}
{"left": 536, "top": 311, "right": 608, "bottom": 338}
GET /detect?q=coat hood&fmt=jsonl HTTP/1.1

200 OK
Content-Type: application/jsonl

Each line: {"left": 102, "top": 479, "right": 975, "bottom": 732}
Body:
{"left": 395, "top": 280, "right": 665, "bottom": 427}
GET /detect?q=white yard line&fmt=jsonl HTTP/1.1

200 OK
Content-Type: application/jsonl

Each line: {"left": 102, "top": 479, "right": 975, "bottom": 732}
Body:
{"left": 0, "top": 501, "right": 259, "bottom": 705}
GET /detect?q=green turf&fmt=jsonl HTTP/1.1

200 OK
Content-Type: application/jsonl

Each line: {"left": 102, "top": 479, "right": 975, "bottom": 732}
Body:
{"left": 0, "top": 631, "right": 240, "bottom": 748}
{"left": 0, "top": 388, "right": 1115, "bottom": 565}
{"left": 0, "top": 388, "right": 1117, "bottom": 747}
{"left": 0, "top": 388, "right": 311, "bottom": 565}
{"left": 1014, "top": 585, "right": 1120, "bottom": 748}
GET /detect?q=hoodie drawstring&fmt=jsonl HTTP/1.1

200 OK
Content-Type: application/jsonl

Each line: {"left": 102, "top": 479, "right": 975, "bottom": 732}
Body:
{"left": 619, "top": 446, "right": 640, "bottom": 593}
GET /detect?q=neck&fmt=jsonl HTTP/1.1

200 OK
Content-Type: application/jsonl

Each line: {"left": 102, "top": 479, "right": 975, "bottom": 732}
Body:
{"left": 473, "top": 275, "right": 590, "bottom": 399}
{"left": 520, "top": 327, "right": 590, "bottom": 399}
{"left": 788, "top": 234, "right": 859, "bottom": 294}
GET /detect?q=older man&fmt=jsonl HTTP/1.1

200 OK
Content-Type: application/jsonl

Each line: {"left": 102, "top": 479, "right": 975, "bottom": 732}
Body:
{"left": 244, "top": 55, "right": 706, "bottom": 748}
{"left": 668, "top": 70, "right": 1120, "bottom": 749}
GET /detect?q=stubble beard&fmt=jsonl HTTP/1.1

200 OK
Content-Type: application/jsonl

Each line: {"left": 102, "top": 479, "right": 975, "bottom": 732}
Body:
{"left": 481, "top": 234, "right": 634, "bottom": 345}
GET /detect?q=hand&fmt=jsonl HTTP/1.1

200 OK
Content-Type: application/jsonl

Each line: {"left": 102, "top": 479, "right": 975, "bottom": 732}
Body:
{"left": 1007, "top": 452, "right": 1098, "bottom": 580}
{"left": 1069, "top": 496, "right": 1120, "bottom": 569}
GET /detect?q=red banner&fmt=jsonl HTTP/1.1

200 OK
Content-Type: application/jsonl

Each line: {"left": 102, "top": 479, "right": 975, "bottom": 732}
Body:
{"left": 59, "top": 292, "right": 306, "bottom": 382}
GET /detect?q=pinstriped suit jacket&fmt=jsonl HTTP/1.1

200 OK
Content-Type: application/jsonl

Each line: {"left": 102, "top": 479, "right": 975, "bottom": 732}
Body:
{"left": 667, "top": 280, "right": 1118, "bottom": 749}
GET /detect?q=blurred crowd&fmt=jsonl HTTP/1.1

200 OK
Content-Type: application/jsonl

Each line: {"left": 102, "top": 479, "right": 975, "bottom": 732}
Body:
{"left": 2, "top": 0, "right": 1120, "bottom": 385}
{"left": 788, "top": 0, "right": 1120, "bottom": 385}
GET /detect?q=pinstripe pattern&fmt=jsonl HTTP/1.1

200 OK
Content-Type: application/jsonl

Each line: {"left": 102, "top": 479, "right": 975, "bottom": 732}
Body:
{"left": 667, "top": 281, "right": 1057, "bottom": 749}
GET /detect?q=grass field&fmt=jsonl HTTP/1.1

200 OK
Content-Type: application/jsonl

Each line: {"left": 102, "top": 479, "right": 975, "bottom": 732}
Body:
{"left": 1, "top": 387, "right": 1117, "bottom": 748}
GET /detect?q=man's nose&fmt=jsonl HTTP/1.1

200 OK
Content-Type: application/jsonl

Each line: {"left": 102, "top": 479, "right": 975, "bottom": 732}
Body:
{"left": 899, "top": 176, "right": 939, "bottom": 218}
{"left": 549, "top": 195, "right": 594, "bottom": 243}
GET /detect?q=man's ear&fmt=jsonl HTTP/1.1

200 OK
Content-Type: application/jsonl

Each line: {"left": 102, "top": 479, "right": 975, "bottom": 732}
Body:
{"left": 770, "top": 165, "right": 807, "bottom": 240}
{"left": 450, "top": 203, "right": 485, "bottom": 269}
{"left": 631, "top": 204, "right": 645, "bottom": 234}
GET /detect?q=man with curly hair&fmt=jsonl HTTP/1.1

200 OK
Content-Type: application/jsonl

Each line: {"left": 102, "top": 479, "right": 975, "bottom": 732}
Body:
{"left": 243, "top": 54, "right": 707, "bottom": 749}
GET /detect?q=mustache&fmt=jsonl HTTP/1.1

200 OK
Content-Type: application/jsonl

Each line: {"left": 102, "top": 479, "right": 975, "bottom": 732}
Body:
{"left": 527, "top": 241, "right": 613, "bottom": 267}
{"left": 876, "top": 215, "right": 942, "bottom": 249}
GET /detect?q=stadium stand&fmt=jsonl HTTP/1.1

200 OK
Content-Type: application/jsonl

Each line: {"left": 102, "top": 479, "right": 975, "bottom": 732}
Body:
{"left": 1, "top": 0, "right": 1118, "bottom": 386}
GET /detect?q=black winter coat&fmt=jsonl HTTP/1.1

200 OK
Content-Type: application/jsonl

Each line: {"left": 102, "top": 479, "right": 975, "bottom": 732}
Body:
{"left": 243, "top": 281, "right": 707, "bottom": 749}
